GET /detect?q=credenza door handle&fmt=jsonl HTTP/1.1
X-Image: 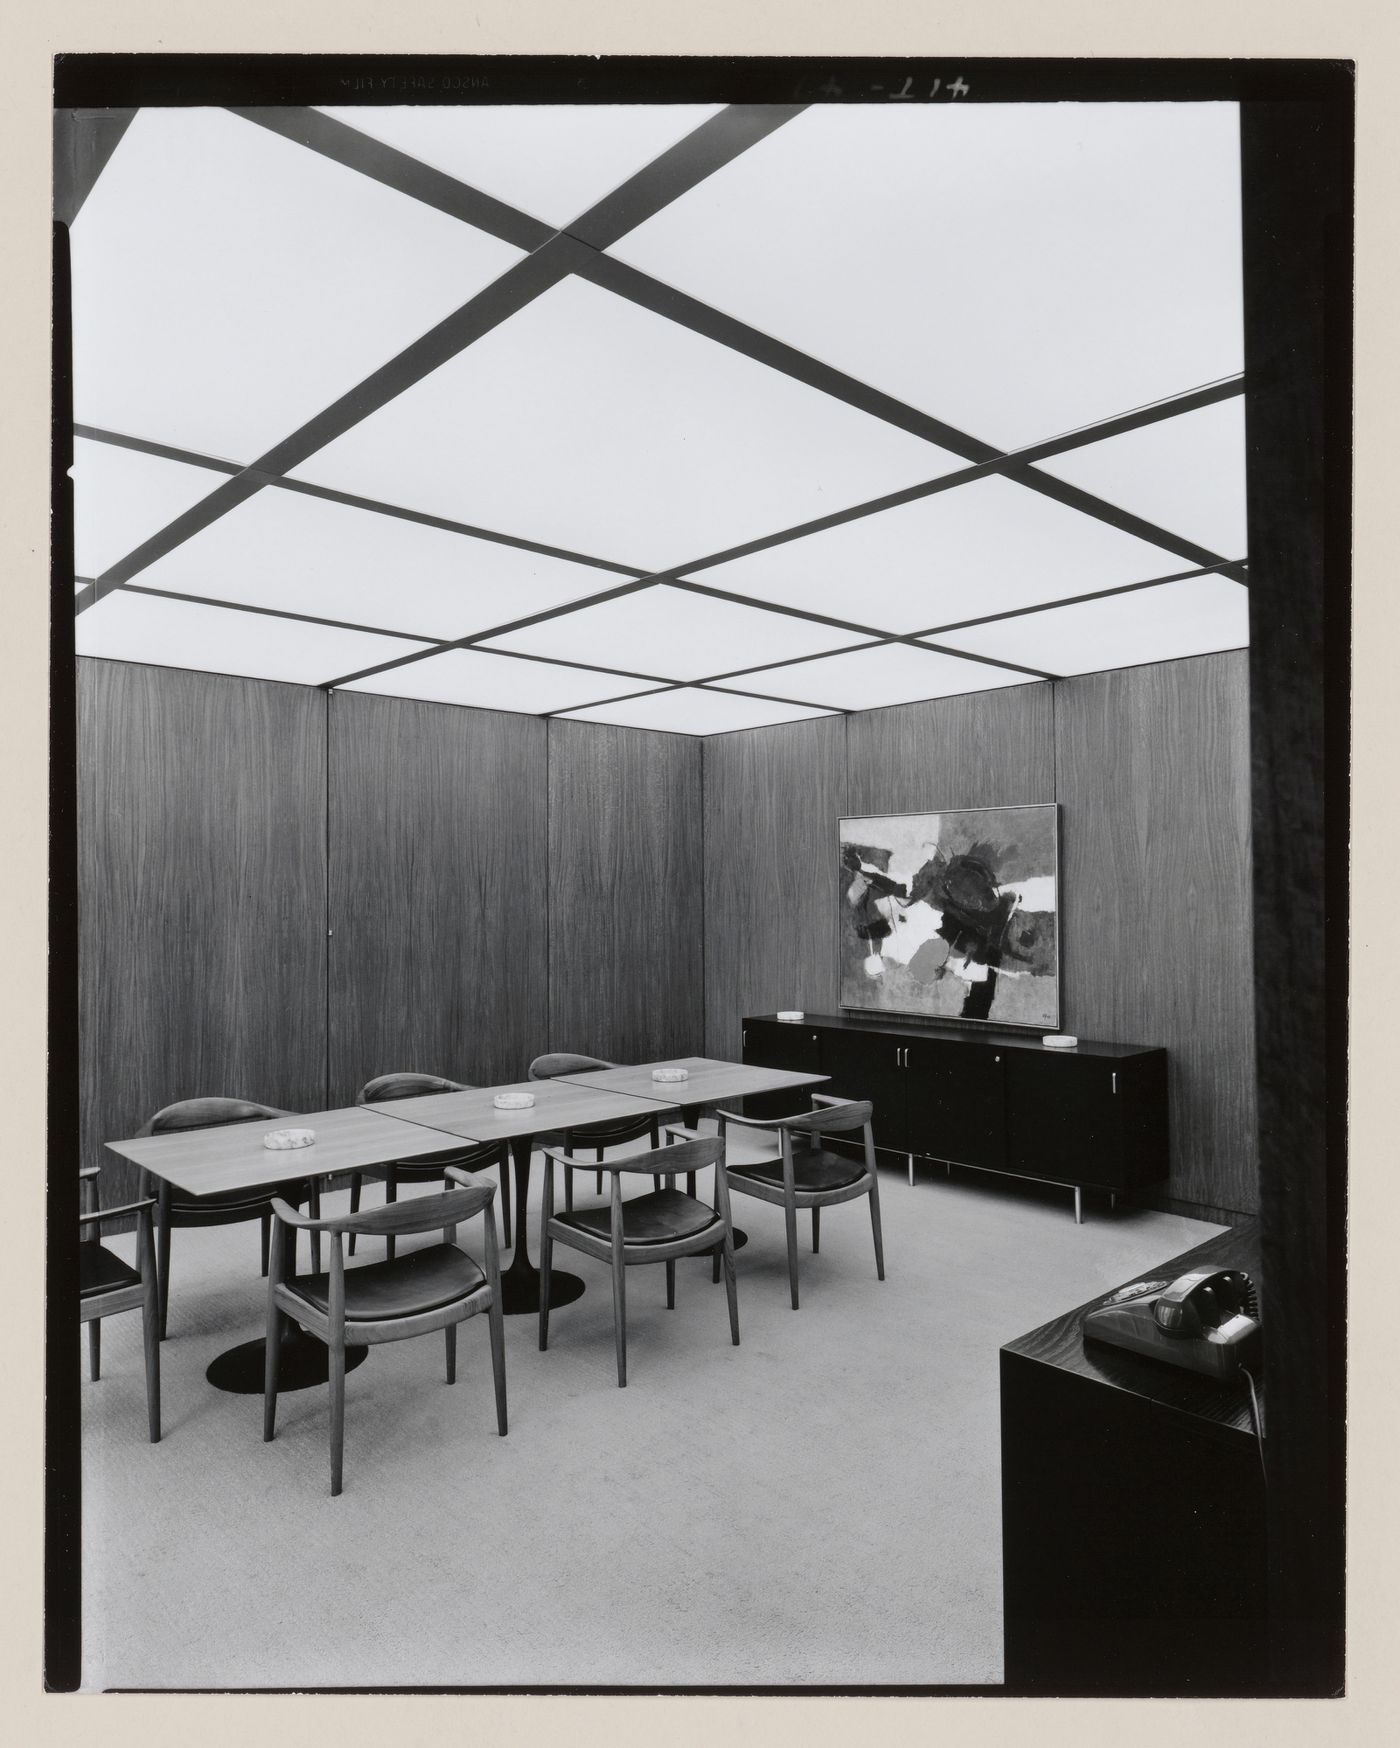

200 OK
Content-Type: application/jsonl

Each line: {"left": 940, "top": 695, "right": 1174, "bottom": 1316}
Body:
{"left": 1112, "top": 1072, "right": 1118, "bottom": 1094}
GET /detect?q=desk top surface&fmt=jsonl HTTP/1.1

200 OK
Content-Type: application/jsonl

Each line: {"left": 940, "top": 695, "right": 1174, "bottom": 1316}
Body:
{"left": 367, "top": 1078, "right": 678, "bottom": 1142}
{"left": 105, "top": 1106, "right": 460, "bottom": 1199}
{"left": 1001, "top": 1222, "right": 1261, "bottom": 1437}
{"left": 552, "top": 1056, "right": 828, "bottom": 1105}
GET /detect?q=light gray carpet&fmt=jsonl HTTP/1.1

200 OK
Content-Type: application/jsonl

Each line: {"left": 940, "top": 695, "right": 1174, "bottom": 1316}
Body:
{"left": 79, "top": 1140, "right": 1223, "bottom": 1690}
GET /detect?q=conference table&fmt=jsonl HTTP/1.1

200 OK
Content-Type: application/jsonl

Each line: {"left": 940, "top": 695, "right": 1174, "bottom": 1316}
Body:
{"left": 106, "top": 1056, "right": 829, "bottom": 1393}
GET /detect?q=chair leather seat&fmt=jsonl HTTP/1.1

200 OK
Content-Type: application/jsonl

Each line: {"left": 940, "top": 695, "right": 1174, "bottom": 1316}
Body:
{"left": 555, "top": 1187, "right": 720, "bottom": 1247}
{"left": 80, "top": 1243, "right": 141, "bottom": 1298}
{"left": 729, "top": 1146, "right": 867, "bottom": 1195}
{"left": 169, "top": 1179, "right": 312, "bottom": 1220}
{"left": 286, "top": 1243, "right": 487, "bottom": 1321}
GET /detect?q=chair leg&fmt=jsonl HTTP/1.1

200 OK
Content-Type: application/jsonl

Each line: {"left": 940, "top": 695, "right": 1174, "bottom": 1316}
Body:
{"left": 539, "top": 1226, "right": 553, "bottom": 1351}
{"left": 712, "top": 1241, "right": 722, "bottom": 1285}
{"left": 259, "top": 1211, "right": 271, "bottom": 1277}
{"left": 785, "top": 1198, "right": 800, "bottom": 1310}
{"left": 142, "top": 1294, "right": 162, "bottom": 1445}
{"left": 445, "top": 1323, "right": 456, "bottom": 1386}
{"left": 687, "top": 1171, "right": 697, "bottom": 1199}
{"left": 307, "top": 1182, "right": 323, "bottom": 1275}
{"left": 869, "top": 1178, "right": 886, "bottom": 1282}
{"left": 721, "top": 1231, "right": 740, "bottom": 1347}
{"left": 264, "top": 1305, "right": 283, "bottom": 1442}
{"left": 347, "top": 1172, "right": 362, "bottom": 1257}
{"left": 383, "top": 1168, "right": 397, "bottom": 1266}
{"left": 499, "top": 1156, "right": 512, "bottom": 1250}
{"left": 156, "top": 1208, "right": 172, "bottom": 1342}
{"left": 329, "top": 1331, "right": 346, "bottom": 1497}
{"left": 612, "top": 1260, "right": 628, "bottom": 1388}
{"left": 490, "top": 1291, "right": 508, "bottom": 1436}
{"left": 596, "top": 1171, "right": 603, "bottom": 1194}
{"left": 666, "top": 1259, "right": 676, "bottom": 1309}
{"left": 564, "top": 1168, "right": 573, "bottom": 1214}
{"left": 812, "top": 1207, "right": 821, "bottom": 1253}
{"left": 87, "top": 1319, "right": 101, "bottom": 1382}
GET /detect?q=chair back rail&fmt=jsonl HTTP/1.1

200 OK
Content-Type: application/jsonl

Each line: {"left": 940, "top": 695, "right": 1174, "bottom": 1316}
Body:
{"left": 541, "top": 1134, "right": 721, "bottom": 1178}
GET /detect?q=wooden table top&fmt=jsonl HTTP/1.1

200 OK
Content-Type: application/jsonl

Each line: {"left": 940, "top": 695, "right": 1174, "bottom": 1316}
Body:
{"left": 367, "top": 1078, "right": 680, "bottom": 1144}
{"left": 105, "top": 1106, "right": 461, "bottom": 1200}
{"left": 551, "top": 1056, "right": 829, "bottom": 1107}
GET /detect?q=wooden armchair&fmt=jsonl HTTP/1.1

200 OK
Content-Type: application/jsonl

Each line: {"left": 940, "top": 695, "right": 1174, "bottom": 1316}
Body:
{"left": 353, "top": 1072, "right": 512, "bottom": 1257}
{"left": 79, "top": 1166, "right": 161, "bottom": 1443}
{"left": 716, "top": 1095, "right": 885, "bottom": 1309}
{"left": 537, "top": 1133, "right": 738, "bottom": 1387}
{"left": 263, "top": 1168, "right": 506, "bottom": 1496}
{"left": 528, "top": 1054, "right": 663, "bottom": 1210}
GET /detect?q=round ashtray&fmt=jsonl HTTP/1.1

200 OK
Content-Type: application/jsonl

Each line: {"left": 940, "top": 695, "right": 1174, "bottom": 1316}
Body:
{"left": 1042, "top": 1034, "right": 1079, "bottom": 1050}
{"left": 263, "top": 1128, "right": 315, "bottom": 1151}
{"left": 776, "top": 1010, "right": 805, "bottom": 1023}
{"left": 493, "top": 1092, "right": 536, "bottom": 1110}
{"left": 651, "top": 1067, "right": 691, "bottom": 1084}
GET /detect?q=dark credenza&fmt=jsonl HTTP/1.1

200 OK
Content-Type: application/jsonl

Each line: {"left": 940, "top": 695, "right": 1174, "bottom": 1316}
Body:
{"left": 1000, "top": 1224, "right": 1268, "bottom": 1695}
{"left": 741, "top": 1013, "right": 1168, "bottom": 1220}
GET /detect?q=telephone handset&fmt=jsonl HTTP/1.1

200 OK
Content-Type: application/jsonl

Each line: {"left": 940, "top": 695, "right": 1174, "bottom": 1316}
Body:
{"left": 1084, "top": 1267, "right": 1261, "bottom": 1380}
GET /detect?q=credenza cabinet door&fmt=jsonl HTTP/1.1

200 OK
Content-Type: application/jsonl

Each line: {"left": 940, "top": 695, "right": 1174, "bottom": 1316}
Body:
{"left": 816, "top": 1028, "right": 911, "bottom": 1153}
{"left": 904, "top": 1039, "right": 1007, "bottom": 1170}
{"left": 1004, "top": 1052, "right": 1122, "bottom": 1187}
{"left": 742, "top": 1019, "right": 823, "bottom": 1120}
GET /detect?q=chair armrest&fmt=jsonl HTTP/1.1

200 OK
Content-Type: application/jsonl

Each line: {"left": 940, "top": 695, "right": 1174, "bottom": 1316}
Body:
{"left": 662, "top": 1123, "right": 703, "bottom": 1144}
{"left": 440, "top": 1170, "right": 500, "bottom": 1219}
{"left": 713, "top": 1106, "right": 788, "bottom": 1133}
{"left": 79, "top": 1197, "right": 156, "bottom": 1227}
{"left": 809, "top": 1093, "right": 846, "bottom": 1109}
{"left": 79, "top": 1166, "right": 101, "bottom": 1180}
{"left": 268, "top": 1195, "right": 325, "bottom": 1230}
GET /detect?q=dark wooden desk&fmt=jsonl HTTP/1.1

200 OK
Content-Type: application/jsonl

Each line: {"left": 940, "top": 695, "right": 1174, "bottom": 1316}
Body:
{"left": 370, "top": 1080, "right": 679, "bottom": 1315}
{"left": 1000, "top": 1223, "right": 1268, "bottom": 1695}
{"left": 106, "top": 1107, "right": 462, "bottom": 1394}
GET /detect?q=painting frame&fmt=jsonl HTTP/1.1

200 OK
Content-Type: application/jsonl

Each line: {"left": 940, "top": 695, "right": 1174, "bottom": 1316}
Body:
{"left": 837, "top": 802, "right": 1062, "bottom": 1032}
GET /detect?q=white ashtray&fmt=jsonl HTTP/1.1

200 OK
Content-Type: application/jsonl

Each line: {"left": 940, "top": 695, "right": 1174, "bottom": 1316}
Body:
{"left": 493, "top": 1092, "right": 535, "bottom": 1110}
{"left": 1042, "top": 1034, "right": 1079, "bottom": 1050}
{"left": 651, "top": 1067, "right": 690, "bottom": 1084}
{"left": 776, "top": 1010, "right": 805, "bottom": 1023}
{"left": 263, "top": 1128, "right": 315, "bottom": 1150}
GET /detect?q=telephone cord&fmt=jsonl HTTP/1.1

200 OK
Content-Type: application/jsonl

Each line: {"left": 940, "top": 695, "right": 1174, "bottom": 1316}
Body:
{"left": 1240, "top": 1365, "right": 1267, "bottom": 1486}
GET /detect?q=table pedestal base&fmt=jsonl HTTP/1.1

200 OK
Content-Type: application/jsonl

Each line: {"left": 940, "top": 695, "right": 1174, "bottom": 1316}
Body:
{"left": 206, "top": 1328, "right": 369, "bottom": 1395}
{"left": 500, "top": 1263, "right": 585, "bottom": 1317}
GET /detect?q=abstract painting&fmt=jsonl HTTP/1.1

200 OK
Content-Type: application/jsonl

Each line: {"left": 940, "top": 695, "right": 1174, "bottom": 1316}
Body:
{"left": 838, "top": 804, "right": 1059, "bottom": 1028}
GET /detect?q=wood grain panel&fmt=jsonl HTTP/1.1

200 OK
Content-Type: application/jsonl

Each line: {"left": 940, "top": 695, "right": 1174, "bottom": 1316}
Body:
{"left": 77, "top": 659, "right": 328, "bottom": 1205}
{"left": 1055, "top": 652, "right": 1256, "bottom": 1213}
{"left": 327, "top": 693, "right": 548, "bottom": 1104}
{"left": 547, "top": 720, "right": 703, "bottom": 1063}
{"left": 702, "top": 715, "right": 848, "bottom": 1061}
{"left": 845, "top": 682, "right": 1057, "bottom": 816}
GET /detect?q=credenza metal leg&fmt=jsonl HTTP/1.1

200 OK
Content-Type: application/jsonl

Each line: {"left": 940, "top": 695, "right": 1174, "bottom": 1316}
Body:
{"left": 908, "top": 1153, "right": 915, "bottom": 1186}
{"left": 1074, "top": 1186, "right": 1083, "bottom": 1225}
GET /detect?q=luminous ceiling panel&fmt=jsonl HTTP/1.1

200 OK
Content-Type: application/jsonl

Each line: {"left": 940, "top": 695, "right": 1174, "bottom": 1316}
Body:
{"left": 693, "top": 475, "right": 1190, "bottom": 635}
{"left": 75, "top": 591, "right": 432, "bottom": 685}
{"left": 336, "top": 647, "right": 651, "bottom": 714}
{"left": 727, "top": 641, "right": 1035, "bottom": 712}
{"left": 931, "top": 575, "right": 1248, "bottom": 675}
{"left": 135, "top": 484, "right": 619, "bottom": 639}
{"left": 480, "top": 583, "right": 869, "bottom": 681}
{"left": 560, "top": 687, "right": 837, "bottom": 736}
{"left": 1033, "top": 398, "right": 1248, "bottom": 559}
{"left": 70, "top": 107, "right": 523, "bottom": 460}
{"left": 71, "top": 437, "right": 228, "bottom": 580}
{"left": 613, "top": 103, "right": 1243, "bottom": 451}
{"left": 288, "top": 275, "right": 959, "bottom": 571}
{"left": 316, "top": 104, "right": 724, "bottom": 227}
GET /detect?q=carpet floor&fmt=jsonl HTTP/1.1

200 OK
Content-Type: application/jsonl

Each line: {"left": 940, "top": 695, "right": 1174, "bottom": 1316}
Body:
{"left": 78, "top": 1141, "right": 1224, "bottom": 1691}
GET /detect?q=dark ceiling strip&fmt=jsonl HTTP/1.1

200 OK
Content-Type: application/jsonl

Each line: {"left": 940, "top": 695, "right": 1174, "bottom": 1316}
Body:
{"left": 53, "top": 107, "right": 138, "bottom": 226}
{"left": 117, "top": 584, "right": 446, "bottom": 644}
{"left": 1002, "top": 463, "right": 1224, "bottom": 571}
{"left": 1012, "top": 377, "right": 1244, "bottom": 465}
{"left": 74, "top": 423, "right": 651, "bottom": 580}
{"left": 78, "top": 473, "right": 267, "bottom": 610}
{"left": 230, "top": 107, "right": 554, "bottom": 253}
{"left": 911, "top": 562, "right": 1245, "bottom": 638}
{"left": 565, "top": 106, "right": 806, "bottom": 251}
{"left": 914, "top": 638, "right": 1061, "bottom": 681}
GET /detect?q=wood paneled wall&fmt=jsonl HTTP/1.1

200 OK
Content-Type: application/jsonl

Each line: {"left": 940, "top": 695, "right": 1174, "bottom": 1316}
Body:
{"left": 703, "top": 715, "right": 848, "bottom": 1063}
{"left": 77, "top": 661, "right": 328, "bottom": 1204}
{"left": 701, "top": 654, "right": 1256, "bottom": 1216}
{"left": 1055, "top": 656, "right": 1256, "bottom": 1215}
{"left": 326, "top": 693, "right": 549, "bottom": 1102}
{"left": 547, "top": 721, "right": 702, "bottom": 1064}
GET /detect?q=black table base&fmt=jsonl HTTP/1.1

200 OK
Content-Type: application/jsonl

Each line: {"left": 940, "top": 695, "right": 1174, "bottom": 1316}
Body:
{"left": 206, "top": 1326, "right": 369, "bottom": 1394}
{"left": 500, "top": 1263, "right": 585, "bottom": 1317}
